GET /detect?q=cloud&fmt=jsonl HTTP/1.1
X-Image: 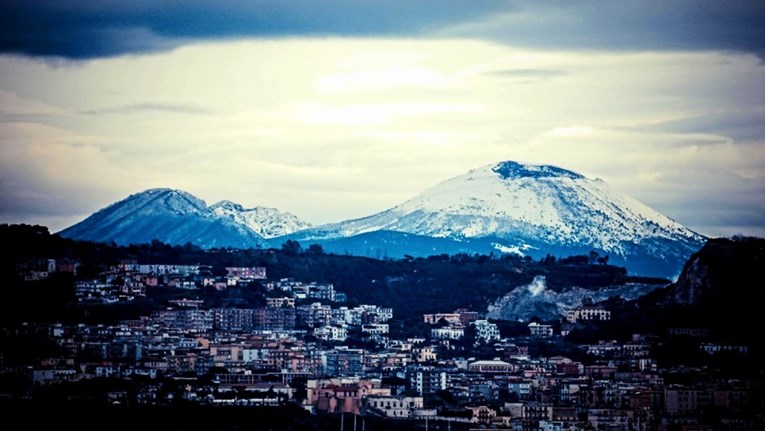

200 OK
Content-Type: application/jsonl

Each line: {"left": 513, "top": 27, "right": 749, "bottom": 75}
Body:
{"left": 514, "top": 125, "right": 765, "bottom": 238}
{"left": 0, "top": 38, "right": 763, "bottom": 237}
{"left": 484, "top": 68, "right": 567, "bottom": 80}
{"left": 445, "top": 1, "right": 765, "bottom": 58}
{"left": 292, "top": 102, "right": 485, "bottom": 127}
{"left": 0, "top": 0, "right": 506, "bottom": 59}
{"left": 2, "top": 1, "right": 764, "bottom": 59}
{"left": 79, "top": 102, "right": 214, "bottom": 116}
{"left": 0, "top": 89, "right": 65, "bottom": 116}
{"left": 644, "top": 109, "right": 765, "bottom": 142}
{"left": 0, "top": 122, "right": 134, "bottom": 220}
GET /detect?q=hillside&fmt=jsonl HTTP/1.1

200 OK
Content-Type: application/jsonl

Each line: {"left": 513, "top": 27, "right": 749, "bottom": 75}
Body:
{"left": 570, "top": 236, "right": 765, "bottom": 348}
{"left": 2, "top": 224, "right": 668, "bottom": 327}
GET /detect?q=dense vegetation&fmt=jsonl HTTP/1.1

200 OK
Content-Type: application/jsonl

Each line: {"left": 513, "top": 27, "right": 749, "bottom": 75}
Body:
{"left": 2, "top": 223, "right": 666, "bottom": 329}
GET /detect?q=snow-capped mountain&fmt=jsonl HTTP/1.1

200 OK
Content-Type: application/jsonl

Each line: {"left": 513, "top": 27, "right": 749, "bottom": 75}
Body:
{"left": 292, "top": 161, "right": 706, "bottom": 276}
{"left": 58, "top": 188, "right": 304, "bottom": 249}
{"left": 58, "top": 161, "right": 706, "bottom": 277}
{"left": 210, "top": 201, "right": 312, "bottom": 239}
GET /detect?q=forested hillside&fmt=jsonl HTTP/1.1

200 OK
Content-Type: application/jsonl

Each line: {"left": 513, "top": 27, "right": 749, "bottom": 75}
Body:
{"left": 2, "top": 224, "right": 668, "bottom": 327}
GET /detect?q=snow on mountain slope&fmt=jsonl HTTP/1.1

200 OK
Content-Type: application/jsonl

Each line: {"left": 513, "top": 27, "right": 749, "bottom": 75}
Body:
{"left": 59, "top": 188, "right": 270, "bottom": 249}
{"left": 210, "top": 201, "right": 312, "bottom": 239}
{"left": 58, "top": 161, "right": 706, "bottom": 277}
{"left": 300, "top": 161, "right": 704, "bottom": 258}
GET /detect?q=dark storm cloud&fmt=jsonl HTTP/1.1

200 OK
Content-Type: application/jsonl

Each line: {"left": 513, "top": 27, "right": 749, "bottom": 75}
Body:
{"left": 1, "top": 1, "right": 763, "bottom": 59}
{"left": 0, "top": 0, "right": 507, "bottom": 59}
{"left": 457, "top": 1, "right": 765, "bottom": 57}
{"left": 0, "top": 174, "right": 87, "bottom": 218}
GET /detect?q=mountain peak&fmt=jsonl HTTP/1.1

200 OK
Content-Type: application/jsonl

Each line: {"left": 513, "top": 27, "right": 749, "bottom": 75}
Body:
{"left": 492, "top": 161, "right": 584, "bottom": 180}
{"left": 126, "top": 188, "right": 208, "bottom": 214}
{"left": 59, "top": 188, "right": 311, "bottom": 248}
{"left": 210, "top": 201, "right": 312, "bottom": 239}
{"left": 211, "top": 200, "right": 244, "bottom": 211}
{"left": 294, "top": 160, "right": 705, "bottom": 276}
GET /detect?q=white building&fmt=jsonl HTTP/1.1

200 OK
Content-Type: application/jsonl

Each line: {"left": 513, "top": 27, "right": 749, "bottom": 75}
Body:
{"left": 431, "top": 326, "right": 465, "bottom": 340}
{"left": 314, "top": 325, "right": 348, "bottom": 342}
{"left": 566, "top": 306, "right": 611, "bottom": 323}
{"left": 266, "top": 297, "right": 296, "bottom": 308}
{"left": 528, "top": 322, "right": 553, "bottom": 337}
{"left": 471, "top": 319, "right": 501, "bottom": 343}
{"left": 364, "top": 395, "right": 424, "bottom": 418}
{"left": 362, "top": 323, "right": 389, "bottom": 335}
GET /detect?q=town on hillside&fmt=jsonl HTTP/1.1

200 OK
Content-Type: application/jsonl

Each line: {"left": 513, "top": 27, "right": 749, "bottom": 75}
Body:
{"left": 2, "top": 231, "right": 763, "bottom": 431}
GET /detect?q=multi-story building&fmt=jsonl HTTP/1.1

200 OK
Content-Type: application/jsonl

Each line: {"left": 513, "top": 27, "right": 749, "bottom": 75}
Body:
{"left": 471, "top": 319, "right": 501, "bottom": 343}
{"left": 253, "top": 307, "right": 296, "bottom": 331}
{"left": 507, "top": 380, "right": 532, "bottom": 399}
{"left": 266, "top": 297, "right": 295, "bottom": 308}
{"left": 314, "top": 325, "right": 348, "bottom": 342}
{"left": 413, "top": 346, "right": 437, "bottom": 363}
{"left": 225, "top": 266, "right": 267, "bottom": 282}
{"left": 308, "top": 283, "right": 336, "bottom": 301}
{"left": 467, "top": 405, "right": 498, "bottom": 425}
{"left": 664, "top": 387, "right": 714, "bottom": 415}
{"left": 363, "top": 395, "right": 424, "bottom": 419}
{"left": 361, "top": 323, "right": 389, "bottom": 335}
{"left": 423, "top": 313, "right": 461, "bottom": 325}
{"left": 454, "top": 308, "right": 480, "bottom": 325}
{"left": 408, "top": 367, "right": 447, "bottom": 395}
{"left": 358, "top": 305, "right": 393, "bottom": 323}
{"left": 324, "top": 348, "right": 365, "bottom": 376}
{"left": 297, "top": 302, "right": 332, "bottom": 328}
{"left": 306, "top": 378, "right": 390, "bottom": 415}
{"left": 213, "top": 308, "right": 254, "bottom": 331}
{"left": 468, "top": 360, "right": 514, "bottom": 373}
{"left": 529, "top": 322, "right": 554, "bottom": 337}
{"left": 566, "top": 306, "right": 611, "bottom": 323}
{"left": 151, "top": 309, "right": 213, "bottom": 332}
{"left": 431, "top": 326, "right": 465, "bottom": 340}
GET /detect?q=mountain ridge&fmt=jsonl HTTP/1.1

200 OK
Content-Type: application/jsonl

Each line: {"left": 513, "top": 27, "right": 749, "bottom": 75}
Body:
{"left": 60, "top": 188, "right": 273, "bottom": 249}
{"left": 59, "top": 161, "right": 706, "bottom": 277}
{"left": 293, "top": 161, "right": 702, "bottom": 251}
{"left": 210, "top": 200, "right": 312, "bottom": 239}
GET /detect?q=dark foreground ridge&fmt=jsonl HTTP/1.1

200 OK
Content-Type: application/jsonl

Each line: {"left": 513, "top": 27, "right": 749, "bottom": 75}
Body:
{"left": 0, "top": 400, "right": 424, "bottom": 431}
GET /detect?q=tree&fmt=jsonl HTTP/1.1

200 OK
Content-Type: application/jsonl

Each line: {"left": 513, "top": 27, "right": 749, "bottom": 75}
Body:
{"left": 281, "top": 240, "right": 302, "bottom": 257}
{"left": 306, "top": 244, "right": 324, "bottom": 255}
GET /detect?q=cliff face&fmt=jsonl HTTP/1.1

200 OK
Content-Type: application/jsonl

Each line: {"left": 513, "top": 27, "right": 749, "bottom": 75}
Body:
{"left": 663, "top": 236, "right": 765, "bottom": 306}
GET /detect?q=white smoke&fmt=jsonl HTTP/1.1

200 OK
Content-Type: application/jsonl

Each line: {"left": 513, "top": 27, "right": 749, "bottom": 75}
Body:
{"left": 487, "top": 275, "right": 661, "bottom": 322}
{"left": 526, "top": 275, "right": 547, "bottom": 296}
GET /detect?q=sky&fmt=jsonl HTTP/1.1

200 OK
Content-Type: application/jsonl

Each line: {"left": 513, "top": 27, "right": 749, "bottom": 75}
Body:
{"left": 1, "top": 1, "right": 764, "bottom": 238}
